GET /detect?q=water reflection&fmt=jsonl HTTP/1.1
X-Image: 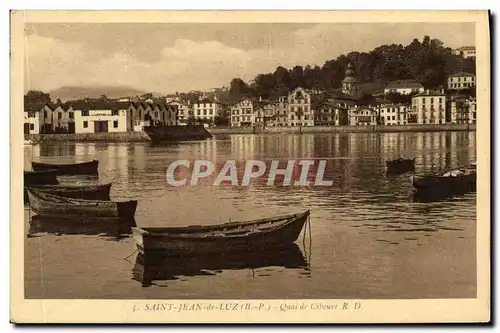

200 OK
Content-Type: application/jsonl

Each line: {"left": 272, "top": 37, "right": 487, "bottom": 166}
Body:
{"left": 28, "top": 215, "right": 133, "bottom": 238}
{"left": 131, "top": 243, "right": 311, "bottom": 287}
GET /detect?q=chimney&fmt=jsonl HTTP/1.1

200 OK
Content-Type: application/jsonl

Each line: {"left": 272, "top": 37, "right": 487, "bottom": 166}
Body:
{"left": 259, "top": 96, "right": 262, "bottom": 102}
{"left": 426, "top": 89, "right": 429, "bottom": 94}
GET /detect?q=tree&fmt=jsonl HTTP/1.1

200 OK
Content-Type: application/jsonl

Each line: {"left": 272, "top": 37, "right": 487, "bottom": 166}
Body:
{"left": 226, "top": 35, "right": 467, "bottom": 100}
{"left": 24, "top": 90, "right": 51, "bottom": 104}
{"left": 229, "top": 78, "right": 252, "bottom": 101}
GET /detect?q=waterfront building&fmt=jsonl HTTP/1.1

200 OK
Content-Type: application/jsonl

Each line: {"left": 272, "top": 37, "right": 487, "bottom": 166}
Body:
{"left": 275, "top": 96, "right": 288, "bottom": 127}
{"left": 384, "top": 80, "right": 425, "bottom": 95}
{"left": 411, "top": 90, "right": 446, "bottom": 124}
{"left": 23, "top": 108, "right": 40, "bottom": 134}
{"left": 70, "top": 101, "right": 130, "bottom": 133}
{"left": 348, "top": 106, "right": 378, "bottom": 126}
{"left": 254, "top": 99, "right": 277, "bottom": 127}
{"left": 312, "top": 100, "right": 349, "bottom": 126}
{"left": 286, "top": 87, "right": 314, "bottom": 127}
{"left": 453, "top": 46, "right": 476, "bottom": 59}
{"left": 450, "top": 97, "right": 476, "bottom": 124}
{"left": 447, "top": 72, "right": 476, "bottom": 90}
{"left": 230, "top": 99, "right": 254, "bottom": 127}
{"left": 378, "top": 104, "right": 410, "bottom": 126}
{"left": 167, "top": 100, "right": 192, "bottom": 125}
{"left": 193, "top": 98, "right": 223, "bottom": 124}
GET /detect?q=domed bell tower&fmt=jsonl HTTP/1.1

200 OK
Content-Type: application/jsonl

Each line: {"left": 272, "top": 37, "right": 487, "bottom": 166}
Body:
{"left": 342, "top": 62, "right": 359, "bottom": 97}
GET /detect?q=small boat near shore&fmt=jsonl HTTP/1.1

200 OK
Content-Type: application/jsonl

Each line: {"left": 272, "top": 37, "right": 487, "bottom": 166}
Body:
{"left": 31, "top": 159, "right": 99, "bottom": 175}
{"left": 411, "top": 164, "right": 476, "bottom": 193}
{"left": 25, "top": 183, "right": 112, "bottom": 201}
{"left": 26, "top": 188, "right": 137, "bottom": 228}
{"left": 24, "top": 169, "right": 59, "bottom": 186}
{"left": 386, "top": 157, "right": 415, "bottom": 174}
{"left": 144, "top": 125, "right": 212, "bottom": 143}
{"left": 132, "top": 210, "right": 310, "bottom": 257}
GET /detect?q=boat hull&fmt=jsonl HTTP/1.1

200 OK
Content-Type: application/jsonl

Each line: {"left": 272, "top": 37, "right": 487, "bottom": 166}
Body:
{"left": 133, "top": 211, "right": 310, "bottom": 256}
{"left": 144, "top": 125, "right": 212, "bottom": 143}
{"left": 412, "top": 171, "right": 476, "bottom": 192}
{"left": 31, "top": 160, "right": 99, "bottom": 175}
{"left": 26, "top": 188, "right": 137, "bottom": 229}
{"left": 25, "top": 183, "right": 112, "bottom": 201}
{"left": 386, "top": 158, "right": 415, "bottom": 174}
{"left": 24, "top": 170, "right": 59, "bottom": 186}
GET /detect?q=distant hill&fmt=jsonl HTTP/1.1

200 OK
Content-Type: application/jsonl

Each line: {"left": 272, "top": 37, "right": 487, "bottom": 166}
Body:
{"left": 48, "top": 86, "right": 153, "bottom": 101}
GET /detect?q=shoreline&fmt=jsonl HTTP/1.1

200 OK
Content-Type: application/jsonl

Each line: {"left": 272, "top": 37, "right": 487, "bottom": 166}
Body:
{"left": 208, "top": 124, "right": 476, "bottom": 135}
{"left": 24, "top": 124, "right": 476, "bottom": 143}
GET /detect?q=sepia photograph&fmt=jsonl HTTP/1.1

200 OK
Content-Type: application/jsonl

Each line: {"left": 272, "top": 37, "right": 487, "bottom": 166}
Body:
{"left": 10, "top": 10, "right": 491, "bottom": 324}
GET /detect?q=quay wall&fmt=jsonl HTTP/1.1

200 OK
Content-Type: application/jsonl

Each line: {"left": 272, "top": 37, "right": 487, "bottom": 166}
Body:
{"left": 24, "top": 124, "right": 476, "bottom": 143}
{"left": 25, "top": 131, "right": 152, "bottom": 143}
{"left": 209, "top": 124, "right": 476, "bottom": 135}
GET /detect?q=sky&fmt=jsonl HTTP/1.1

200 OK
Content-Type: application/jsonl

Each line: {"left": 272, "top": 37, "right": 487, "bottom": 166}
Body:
{"left": 23, "top": 22, "right": 475, "bottom": 95}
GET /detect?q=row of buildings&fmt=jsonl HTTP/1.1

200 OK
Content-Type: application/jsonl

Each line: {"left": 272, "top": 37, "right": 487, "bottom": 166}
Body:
{"left": 23, "top": 61, "right": 477, "bottom": 135}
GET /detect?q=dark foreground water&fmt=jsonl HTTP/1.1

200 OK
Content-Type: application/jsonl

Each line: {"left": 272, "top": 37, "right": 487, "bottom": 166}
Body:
{"left": 24, "top": 131, "right": 477, "bottom": 299}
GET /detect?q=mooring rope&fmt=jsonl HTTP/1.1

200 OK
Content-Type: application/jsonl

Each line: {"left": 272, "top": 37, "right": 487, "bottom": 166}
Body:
{"left": 123, "top": 246, "right": 140, "bottom": 261}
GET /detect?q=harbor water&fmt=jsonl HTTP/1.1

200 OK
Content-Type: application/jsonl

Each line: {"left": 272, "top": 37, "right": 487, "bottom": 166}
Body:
{"left": 24, "top": 131, "right": 477, "bottom": 299}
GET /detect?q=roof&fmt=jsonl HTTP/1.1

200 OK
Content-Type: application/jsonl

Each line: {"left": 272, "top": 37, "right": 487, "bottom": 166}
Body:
{"left": 385, "top": 80, "right": 424, "bottom": 89}
{"left": 323, "top": 89, "right": 358, "bottom": 101}
{"left": 413, "top": 90, "right": 446, "bottom": 97}
{"left": 68, "top": 100, "right": 131, "bottom": 111}
{"left": 342, "top": 77, "right": 357, "bottom": 83}
{"left": 24, "top": 103, "right": 46, "bottom": 112}
{"left": 448, "top": 72, "right": 475, "bottom": 78}
{"left": 379, "top": 103, "right": 411, "bottom": 108}
{"left": 455, "top": 46, "right": 475, "bottom": 51}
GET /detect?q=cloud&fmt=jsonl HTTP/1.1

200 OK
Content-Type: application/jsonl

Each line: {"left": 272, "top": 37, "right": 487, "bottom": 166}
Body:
{"left": 24, "top": 34, "right": 263, "bottom": 93}
{"left": 24, "top": 23, "right": 475, "bottom": 95}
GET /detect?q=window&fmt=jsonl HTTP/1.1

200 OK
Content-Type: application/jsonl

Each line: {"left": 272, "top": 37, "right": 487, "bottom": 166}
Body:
{"left": 44, "top": 111, "right": 47, "bottom": 119}
{"left": 58, "top": 112, "right": 62, "bottom": 119}
{"left": 83, "top": 121, "right": 88, "bottom": 128}
{"left": 113, "top": 121, "right": 118, "bottom": 128}
{"left": 69, "top": 112, "right": 74, "bottom": 119}
{"left": 82, "top": 110, "right": 89, "bottom": 116}
{"left": 29, "top": 124, "right": 34, "bottom": 130}
{"left": 155, "top": 112, "right": 158, "bottom": 118}
{"left": 112, "top": 110, "right": 119, "bottom": 116}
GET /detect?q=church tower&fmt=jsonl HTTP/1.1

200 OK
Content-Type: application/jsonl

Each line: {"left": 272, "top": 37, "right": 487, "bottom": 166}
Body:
{"left": 342, "top": 62, "right": 359, "bottom": 97}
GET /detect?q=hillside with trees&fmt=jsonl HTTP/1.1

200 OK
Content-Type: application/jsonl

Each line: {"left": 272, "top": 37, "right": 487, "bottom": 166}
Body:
{"left": 228, "top": 36, "right": 476, "bottom": 101}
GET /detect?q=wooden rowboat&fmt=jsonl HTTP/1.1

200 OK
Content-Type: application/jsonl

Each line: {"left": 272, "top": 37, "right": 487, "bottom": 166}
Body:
{"left": 132, "top": 210, "right": 311, "bottom": 257}
{"left": 24, "top": 169, "right": 59, "bottom": 186}
{"left": 386, "top": 157, "right": 415, "bottom": 174}
{"left": 25, "top": 183, "right": 112, "bottom": 201}
{"left": 31, "top": 159, "right": 99, "bottom": 175}
{"left": 26, "top": 188, "right": 137, "bottom": 228}
{"left": 411, "top": 165, "right": 476, "bottom": 193}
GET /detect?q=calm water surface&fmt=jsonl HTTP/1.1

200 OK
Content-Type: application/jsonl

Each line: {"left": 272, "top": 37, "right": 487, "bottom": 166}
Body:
{"left": 24, "top": 132, "right": 477, "bottom": 299}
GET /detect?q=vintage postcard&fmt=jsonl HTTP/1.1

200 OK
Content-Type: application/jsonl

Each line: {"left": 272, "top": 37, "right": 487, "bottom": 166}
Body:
{"left": 10, "top": 10, "right": 491, "bottom": 324}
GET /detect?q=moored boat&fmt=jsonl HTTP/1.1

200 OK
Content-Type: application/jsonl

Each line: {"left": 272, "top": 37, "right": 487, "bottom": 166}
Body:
{"left": 144, "top": 125, "right": 212, "bottom": 143}
{"left": 26, "top": 188, "right": 137, "bottom": 228}
{"left": 24, "top": 169, "right": 59, "bottom": 186}
{"left": 25, "top": 183, "right": 112, "bottom": 201}
{"left": 386, "top": 157, "right": 415, "bottom": 174}
{"left": 411, "top": 165, "right": 476, "bottom": 193}
{"left": 132, "top": 210, "right": 311, "bottom": 257}
{"left": 31, "top": 159, "right": 99, "bottom": 175}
